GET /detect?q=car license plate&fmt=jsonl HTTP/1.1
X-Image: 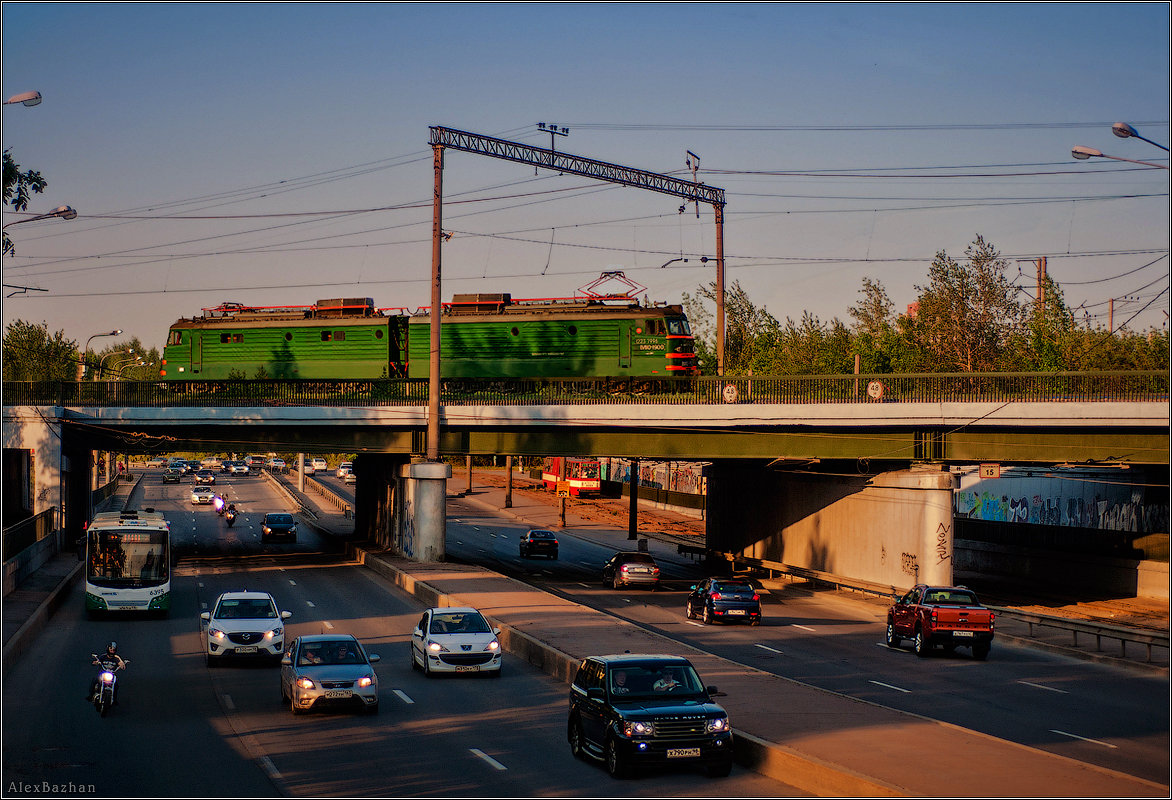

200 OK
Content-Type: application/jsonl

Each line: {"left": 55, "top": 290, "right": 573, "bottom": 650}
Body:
{"left": 235, "top": 646, "right": 258, "bottom": 653}
{"left": 455, "top": 665, "right": 481, "bottom": 672}
{"left": 667, "top": 748, "right": 701, "bottom": 758}
{"left": 727, "top": 609, "right": 746, "bottom": 615}
{"left": 952, "top": 631, "right": 974, "bottom": 637}
{"left": 324, "top": 689, "right": 351, "bottom": 698}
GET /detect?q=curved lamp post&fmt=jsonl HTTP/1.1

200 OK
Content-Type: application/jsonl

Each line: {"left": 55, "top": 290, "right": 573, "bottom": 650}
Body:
{"left": 79, "top": 330, "right": 122, "bottom": 380}
{"left": 98, "top": 349, "right": 135, "bottom": 378}
{"left": 1071, "top": 146, "right": 1169, "bottom": 170}
{"left": 3, "top": 205, "right": 78, "bottom": 228}
{"left": 3, "top": 91, "right": 42, "bottom": 107}
{"left": 1111, "top": 122, "right": 1169, "bottom": 152}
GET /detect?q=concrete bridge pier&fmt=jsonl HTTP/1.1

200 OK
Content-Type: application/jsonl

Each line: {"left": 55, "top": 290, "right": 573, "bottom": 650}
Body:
{"left": 706, "top": 461, "right": 958, "bottom": 588}
{"left": 353, "top": 455, "right": 451, "bottom": 562}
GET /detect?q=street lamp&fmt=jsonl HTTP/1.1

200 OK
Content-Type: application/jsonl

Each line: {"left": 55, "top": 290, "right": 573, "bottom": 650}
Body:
{"left": 1111, "top": 122, "right": 1169, "bottom": 152}
{"left": 98, "top": 349, "right": 135, "bottom": 379}
{"left": 113, "top": 356, "right": 149, "bottom": 380}
{"left": 1070, "top": 146, "right": 1169, "bottom": 170}
{"left": 3, "top": 205, "right": 78, "bottom": 228}
{"left": 79, "top": 330, "right": 122, "bottom": 380}
{"left": 3, "top": 91, "right": 42, "bottom": 107}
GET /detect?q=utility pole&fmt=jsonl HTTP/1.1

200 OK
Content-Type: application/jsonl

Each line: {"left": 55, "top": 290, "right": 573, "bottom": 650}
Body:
{"left": 1035, "top": 257, "right": 1047, "bottom": 315}
{"left": 628, "top": 458, "right": 639, "bottom": 540}
{"left": 427, "top": 142, "right": 444, "bottom": 462}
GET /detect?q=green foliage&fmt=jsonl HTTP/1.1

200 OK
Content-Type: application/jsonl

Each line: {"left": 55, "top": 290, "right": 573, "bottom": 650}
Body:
{"left": 684, "top": 236, "right": 1166, "bottom": 375}
{"left": 2, "top": 320, "right": 78, "bottom": 381}
{"left": 88, "top": 337, "right": 162, "bottom": 381}
{"left": 3, "top": 148, "right": 48, "bottom": 257}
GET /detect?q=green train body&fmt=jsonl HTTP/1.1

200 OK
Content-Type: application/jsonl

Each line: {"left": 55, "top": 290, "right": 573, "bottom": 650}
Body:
{"left": 160, "top": 294, "right": 699, "bottom": 380}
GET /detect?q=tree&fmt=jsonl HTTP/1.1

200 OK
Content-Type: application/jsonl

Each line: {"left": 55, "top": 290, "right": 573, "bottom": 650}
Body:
{"left": 911, "top": 235, "right": 1026, "bottom": 372}
{"left": 848, "top": 277, "right": 898, "bottom": 372}
{"left": 682, "top": 280, "right": 782, "bottom": 375}
{"left": 2, "top": 320, "right": 78, "bottom": 381}
{"left": 3, "top": 148, "right": 48, "bottom": 257}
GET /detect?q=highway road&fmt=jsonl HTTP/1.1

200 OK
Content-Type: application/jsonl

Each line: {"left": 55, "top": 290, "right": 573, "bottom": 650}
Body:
{"left": 439, "top": 494, "right": 1170, "bottom": 786}
{"left": 1, "top": 471, "right": 805, "bottom": 797}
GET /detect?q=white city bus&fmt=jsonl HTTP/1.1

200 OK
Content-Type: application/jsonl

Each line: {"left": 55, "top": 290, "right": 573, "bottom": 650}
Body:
{"left": 84, "top": 510, "right": 171, "bottom": 616}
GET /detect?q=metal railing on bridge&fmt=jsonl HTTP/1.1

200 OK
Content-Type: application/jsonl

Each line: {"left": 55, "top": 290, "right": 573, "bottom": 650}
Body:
{"left": 3, "top": 371, "right": 1167, "bottom": 408}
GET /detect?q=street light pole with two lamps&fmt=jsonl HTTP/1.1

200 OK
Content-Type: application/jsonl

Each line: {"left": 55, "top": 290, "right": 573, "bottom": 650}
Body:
{"left": 1073, "top": 121, "right": 1169, "bottom": 169}
{"left": 78, "top": 330, "right": 122, "bottom": 381}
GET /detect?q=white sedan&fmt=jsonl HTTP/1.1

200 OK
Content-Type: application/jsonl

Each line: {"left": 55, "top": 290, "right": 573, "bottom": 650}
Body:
{"left": 190, "top": 486, "right": 216, "bottom": 505}
{"left": 410, "top": 607, "right": 502, "bottom": 677}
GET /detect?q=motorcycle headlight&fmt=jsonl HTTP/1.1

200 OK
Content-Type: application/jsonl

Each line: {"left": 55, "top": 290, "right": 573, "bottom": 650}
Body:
{"left": 357, "top": 675, "right": 374, "bottom": 688}
{"left": 209, "top": 627, "right": 225, "bottom": 640}
{"left": 622, "top": 720, "right": 655, "bottom": 737}
{"left": 100, "top": 671, "right": 115, "bottom": 683}
{"left": 295, "top": 677, "right": 315, "bottom": 690}
{"left": 707, "top": 716, "right": 730, "bottom": 733}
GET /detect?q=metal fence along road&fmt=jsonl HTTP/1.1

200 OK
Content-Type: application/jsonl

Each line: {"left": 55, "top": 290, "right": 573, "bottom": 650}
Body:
{"left": 3, "top": 371, "right": 1168, "bottom": 408}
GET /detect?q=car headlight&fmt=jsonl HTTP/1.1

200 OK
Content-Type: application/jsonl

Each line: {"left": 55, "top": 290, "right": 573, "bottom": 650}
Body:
{"left": 265, "top": 627, "right": 282, "bottom": 640}
{"left": 295, "top": 677, "right": 316, "bottom": 690}
{"left": 427, "top": 640, "right": 448, "bottom": 653}
{"left": 485, "top": 640, "right": 499, "bottom": 652}
{"left": 622, "top": 720, "right": 655, "bottom": 737}
{"left": 209, "top": 627, "right": 225, "bottom": 640}
{"left": 357, "top": 675, "right": 374, "bottom": 688}
{"left": 707, "top": 716, "right": 730, "bottom": 733}
{"left": 262, "top": 527, "right": 271, "bottom": 534}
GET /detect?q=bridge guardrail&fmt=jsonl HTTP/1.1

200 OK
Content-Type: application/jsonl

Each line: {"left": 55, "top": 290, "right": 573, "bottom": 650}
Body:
{"left": 3, "top": 370, "right": 1168, "bottom": 407}
{"left": 989, "top": 607, "right": 1170, "bottom": 663}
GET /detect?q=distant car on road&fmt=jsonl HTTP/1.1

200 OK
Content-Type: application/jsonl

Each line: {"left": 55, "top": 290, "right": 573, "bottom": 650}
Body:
{"left": 146, "top": 457, "right": 168, "bottom": 468}
{"left": 887, "top": 584, "right": 995, "bottom": 659}
{"left": 266, "top": 458, "right": 287, "bottom": 473}
{"left": 336, "top": 462, "right": 353, "bottom": 478}
{"left": 282, "top": 634, "right": 380, "bottom": 715}
{"left": 311, "top": 457, "right": 328, "bottom": 472}
{"left": 162, "top": 469, "right": 182, "bottom": 484}
{"left": 602, "top": 552, "right": 660, "bottom": 590}
{"left": 410, "top": 607, "right": 502, "bottom": 677}
{"left": 190, "top": 486, "right": 216, "bottom": 505}
{"left": 193, "top": 470, "right": 217, "bottom": 485}
{"left": 343, "top": 470, "right": 356, "bottom": 485}
{"left": 519, "top": 529, "right": 559, "bottom": 559}
{"left": 262, "top": 512, "right": 297, "bottom": 542}
{"left": 685, "top": 578, "right": 761, "bottom": 626}
{"left": 301, "top": 460, "right": 316, "bottom": 476}
{"left": 227, "top": 461, "right": 250, "bottom": 475}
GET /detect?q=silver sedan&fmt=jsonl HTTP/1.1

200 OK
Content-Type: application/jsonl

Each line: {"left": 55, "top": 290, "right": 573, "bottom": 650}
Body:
{"left": 281, "top": 634, "right": 380, "bottom": 715}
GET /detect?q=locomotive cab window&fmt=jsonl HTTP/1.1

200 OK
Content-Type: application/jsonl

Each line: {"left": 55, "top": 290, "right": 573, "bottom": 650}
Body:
{"left": 169, "top": 331, "right": 183, "bottom": 345}
{"left": 667, "top": 318, "right": 691, "bottom": 335}
{"left": 648, "top": 320, "right": 666, "bottom": 335}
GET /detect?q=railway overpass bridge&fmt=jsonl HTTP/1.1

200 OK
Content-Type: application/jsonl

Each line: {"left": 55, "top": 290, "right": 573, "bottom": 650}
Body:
{"left": 4, "top": 373, "right": 1168, "bottom": 591}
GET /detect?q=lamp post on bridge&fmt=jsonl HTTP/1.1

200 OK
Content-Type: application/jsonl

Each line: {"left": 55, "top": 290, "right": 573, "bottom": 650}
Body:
{"left": 78, "top": 330, "right": 121, "bottom": 381}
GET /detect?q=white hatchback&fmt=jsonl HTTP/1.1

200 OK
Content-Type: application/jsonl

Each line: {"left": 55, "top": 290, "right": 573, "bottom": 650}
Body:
{"left": 410, "top": 607, "right": 502, "bottom": 677}
{"left": 201, "top": 590, "right": 291, "bottom": 666}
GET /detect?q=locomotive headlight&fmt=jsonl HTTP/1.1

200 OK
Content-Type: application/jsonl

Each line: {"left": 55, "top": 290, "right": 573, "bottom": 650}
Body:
{"left": 707, "top": 716, "right": 730, "bottom": 733}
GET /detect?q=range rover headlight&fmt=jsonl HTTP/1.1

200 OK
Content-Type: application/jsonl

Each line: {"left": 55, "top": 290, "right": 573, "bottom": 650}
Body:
{"left": 707, "top": 716, "right": 730, "bottom": 733}
{"left": 623, "top": 720, "right": 655, "bottom": 737}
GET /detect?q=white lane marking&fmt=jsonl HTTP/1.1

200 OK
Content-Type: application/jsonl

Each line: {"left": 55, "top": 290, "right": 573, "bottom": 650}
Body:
{"left": 621, "top": 598, "right": 631, "bottom": 603}
{"left": 1019, "top": 680, "right": 1068, "bottom": 694}
{"left": 684, "top": 620, "right": 705, "bottom": 628}
{"left": 869, "top": 680, "right": 911, "bottom": 693}
{"left": 323, "top": 621, "right": 334, "bottom": 630}
{"left": 577, "top": 583, "right": 591, "bottom": 588}
{"left": 289, "top": 580, "right": 297, "bottom": 586}
{"left": 258, "top": 756, "right": 281, "bottom": 781}
{"left": 791, "top": 624, "right": 816, "bottom": 632}
{"left": 1051, "top": 729, "right": 1117, "bottom": 748}
{"left": 470, "top": 748, "right": 507, "bottom": 771}
{"left": 393, "top": 689, "right": 414, "bottom": 704}
{"left": 198, "top": 582, "right": 204, "bottom": 589}
{"left": 754, "top": 643, "right": 782, "bottom": 654}
{"left": 223, "top": 694, "right": 236, "bottom": 710}
{"left": 306, "top": 601, "right": 315, "bottom": 608}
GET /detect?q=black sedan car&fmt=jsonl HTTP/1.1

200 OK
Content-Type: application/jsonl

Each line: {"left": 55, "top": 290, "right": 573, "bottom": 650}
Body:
{"left": 162, "top": 468, "right": 182, "bottom": 484}
{"left": 519, "top": 529, "right": 559, "bottom": 559}
{"left": 193, "top": 470, "right": 217, "bottom": 485}
{"left": 685, "top": 578, "right": 761, "bottom": 625}
{"left": 261, "top": 513, "right": 297, "bottom": 542}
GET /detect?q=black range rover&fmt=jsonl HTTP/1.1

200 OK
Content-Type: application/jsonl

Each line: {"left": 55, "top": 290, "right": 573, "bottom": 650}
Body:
{"left": 568, "top": 654, "right": 733, "bottom": 779}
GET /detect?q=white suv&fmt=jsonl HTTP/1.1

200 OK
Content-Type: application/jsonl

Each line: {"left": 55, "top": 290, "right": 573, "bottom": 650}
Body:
{"left": 201, "top": 591, "right": 291, "bottom": 666}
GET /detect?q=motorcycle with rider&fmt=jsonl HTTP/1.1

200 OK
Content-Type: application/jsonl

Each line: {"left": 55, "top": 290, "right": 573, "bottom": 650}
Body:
{"left": 87, "top": 641, "right": 129, "bottom": 716}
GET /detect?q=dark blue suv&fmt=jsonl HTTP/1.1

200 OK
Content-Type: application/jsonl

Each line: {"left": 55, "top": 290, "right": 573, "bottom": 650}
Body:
{"left": 568, "top": 654, "right": 733, "bottom": 778}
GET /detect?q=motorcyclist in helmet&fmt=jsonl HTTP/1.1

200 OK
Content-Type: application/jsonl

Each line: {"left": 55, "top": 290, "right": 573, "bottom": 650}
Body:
{"left": 87, "top": 641, "right": 126, "bottom": 704}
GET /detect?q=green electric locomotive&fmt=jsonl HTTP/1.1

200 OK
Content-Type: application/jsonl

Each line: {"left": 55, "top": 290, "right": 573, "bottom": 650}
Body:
{"left": 159, "top": 292, "right": 699, "bottom": 380}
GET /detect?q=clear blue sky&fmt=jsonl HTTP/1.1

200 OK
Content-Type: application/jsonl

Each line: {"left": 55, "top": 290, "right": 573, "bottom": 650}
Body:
{"left": 3, "top": 2, "right": 1169, "bottom": 352}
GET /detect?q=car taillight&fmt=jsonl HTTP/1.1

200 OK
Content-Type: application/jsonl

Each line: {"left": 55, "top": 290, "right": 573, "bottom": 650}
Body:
{"left": 752, "top": 594, "right": 760, "bottom": 601}
{"left": 930, "top": 610, "right": 938, "bottom": 623}
{"left": 711, "top": 592, "right": 722, "bottom": 600}
{"left": 621, "top": 565, "right": 630, "bottom": 572}
{"left": 652, "top": 566, "right": 660, "bottom": 574}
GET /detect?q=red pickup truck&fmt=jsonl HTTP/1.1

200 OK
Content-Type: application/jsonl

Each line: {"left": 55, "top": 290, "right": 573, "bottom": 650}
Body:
{"left": 886, "top": 584, "right": 995, "bottom": 660}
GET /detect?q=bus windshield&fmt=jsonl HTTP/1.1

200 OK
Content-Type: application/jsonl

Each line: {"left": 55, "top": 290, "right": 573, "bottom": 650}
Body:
{"left": 87, "top": 530, "right": 168, "bottom": 587}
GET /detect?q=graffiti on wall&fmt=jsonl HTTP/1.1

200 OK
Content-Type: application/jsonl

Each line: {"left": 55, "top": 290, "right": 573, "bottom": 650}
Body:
{"left": 603, "top": 459, "right": 706, "bottom": 495}
{"left": 955, "top": 475, "right": 1168, "bottom": 534}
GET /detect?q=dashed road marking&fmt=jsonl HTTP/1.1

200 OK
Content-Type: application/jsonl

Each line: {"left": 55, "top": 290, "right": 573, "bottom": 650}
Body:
{"left": 754, "top": 643, "right": 783, "bottom": 654}
{"left": 470, "top": 749, "right": 507, "bottom": 771}
{"left": 1019, "top": 681, "right": 1068, "bottom": 694}
{"left": 1051, "top": 729, "right": 1117, "bottom": 748}
{"left": 323, "top": 621, "right": 334, "bottom": 630}
{"left": 258, "top": 756, "right": 281, "bottom": 781}
{"left": 791, "top": 624, "right": 816, "bottom": 632}
{"left": 869, "top": 680, "right": 911, "bottom": 693}
{"left": 306, "top": 601, "right": 315, "bottom": 608}
{"left": 223, "top": 694, "right": 236, "bottom": 710}
{"left": 393, "top": 689, "right": 414, "bottom": 704}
